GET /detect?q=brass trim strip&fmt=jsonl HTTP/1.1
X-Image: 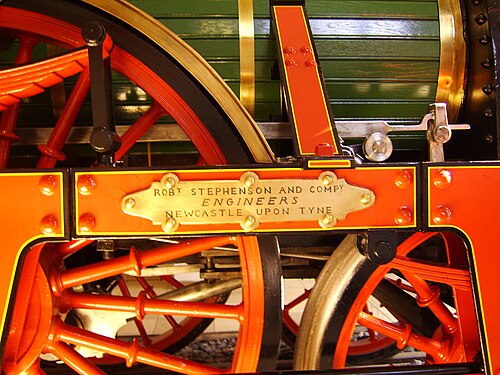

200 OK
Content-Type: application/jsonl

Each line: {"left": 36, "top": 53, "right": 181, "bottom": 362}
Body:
{"left": 436, "top": 0, "right": 466, "bottom": 122}
{"left": 238, "top": 0, "right": 255, "bottom": 116}
{"left": 81, "top": 0, "right": 274, "bottom": 163}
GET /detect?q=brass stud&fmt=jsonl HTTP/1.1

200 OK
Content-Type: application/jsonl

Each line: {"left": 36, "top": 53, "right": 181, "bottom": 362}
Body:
{"left": 241, "top": 215, "right": 259, "bottom": 231}
{"left": 240, "top": 172, "right": 259, "bottom": 188}
{"left": 161, "top": 173, "right": 179, "bottom": 190}
{"left": 319, "top": 213, "right": 336, "bottom": 228}
{"left": 319, "top": 171, "right": 337, "bottom": 186}
{"left": 124, "top": 198, "right": 136, "bottom": 210}
{"left": 162, "top": 217, "right": 178, "bottom": 233}
{"left": 360, "top": 194, "right": 372, "bottom": 205}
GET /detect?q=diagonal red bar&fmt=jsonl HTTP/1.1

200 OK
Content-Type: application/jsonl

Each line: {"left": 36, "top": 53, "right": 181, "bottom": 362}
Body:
{"left": 272, "top": 4, "right": 340, "bottom": 156}
{"left": 54, "top": 237, "right": 235, "bottom": 292}
{"left": 63, "top": 291, "right": 242, "bottom": 321}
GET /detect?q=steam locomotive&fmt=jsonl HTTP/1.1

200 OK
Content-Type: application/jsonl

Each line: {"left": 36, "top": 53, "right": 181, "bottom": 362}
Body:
{"left": 0, "top": 0, "right": 498, "bottom": 374}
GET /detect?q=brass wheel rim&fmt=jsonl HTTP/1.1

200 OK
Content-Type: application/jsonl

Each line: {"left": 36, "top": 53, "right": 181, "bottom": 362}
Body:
{"left": 436, "top": 0, "right": 466, "bottom": 122}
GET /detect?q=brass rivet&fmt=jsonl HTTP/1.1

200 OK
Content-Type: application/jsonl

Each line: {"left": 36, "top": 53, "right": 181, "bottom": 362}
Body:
{"left": 319, "top": 171, "right": 337, "bottom": 186}
{"left": 240, "top": 172, "right": 259, "bottom": 188}
{"left": 241, "top": 215, "right": 259, "bottom": 231}
{"left": 244, "top": 176, "right": 255, "bottom": 187}
{"left": 162, "top": 217, "right": 178, "bottom": 233}
{"left": 319, "top": 214, "right": 336, "bottom": 228}
{"left": 124, "top": 198, "right": 136, "bottom": 210}
{"left": 322, "top": 175, "right": 334, "bottom": 185}
{"left": 161, "top": 173, "right": 179, "bottom": 190}
{"left": 164, "top": 177, "right": 176, "bottom": 189}
{"left": 360, "top": 194, "right": 372, "bottom": 205}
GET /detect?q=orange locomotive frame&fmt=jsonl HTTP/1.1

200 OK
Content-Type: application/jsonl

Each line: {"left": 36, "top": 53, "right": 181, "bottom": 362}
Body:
{"left": 1, "top": 163, "right": 500, "bottom": 373}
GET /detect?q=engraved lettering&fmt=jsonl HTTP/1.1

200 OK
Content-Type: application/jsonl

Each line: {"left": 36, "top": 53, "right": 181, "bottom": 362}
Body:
{"left": 299, "top": 206, "right": 332, "bottom": 214}
{"left": 155, "top": 188, "right": 177, "bottom": 196}
{"left": 279, "top": 186, "right": 302, "bottom": 194}
{"left": 256, "top": 208, "right": 290, "bottom": 216}
{"left": 123, "top": 172, "right": 375, "bottom": 232}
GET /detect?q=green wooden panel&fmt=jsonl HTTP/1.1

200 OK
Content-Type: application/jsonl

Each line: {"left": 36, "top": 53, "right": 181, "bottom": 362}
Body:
{"left": 130, "top": 0, "right": 440, "bottom": 124}
{"left": 326, "top": 82, "right": 437, "bottom": 100}
{"left": 329, "top": 101, "right": 431, "bottom": 121}
{"left": 157, "top": 18, "right": 438, "bottom": 38}
{"left": 130, "top": 0, "right": 437, "bottom": 19}
{"left": 320, "top": 59, "right": 439, "bottom": 80}
{"left": 6, "top": 0, "right": 442, "bottom": 130}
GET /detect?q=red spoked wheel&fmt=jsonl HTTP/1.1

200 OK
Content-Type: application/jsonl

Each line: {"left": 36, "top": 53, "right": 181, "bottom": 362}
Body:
{"left": 294, "top": 232, "right": 481, "bottom": 370}
{"left": 283, "top": 279, "right": 397, "bottom": 365}
{"left": 0, "top": 1, "right": 281, "bottom": 373}
{"left": 4, "top": 237, "right": 280, "bottom": 374}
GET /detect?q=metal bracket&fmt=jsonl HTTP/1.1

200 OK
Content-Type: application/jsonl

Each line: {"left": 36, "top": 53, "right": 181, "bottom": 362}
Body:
{"left": 83, "top": 22, "right": 121, "bottom": 166}
{"left": 357, "top": 231, "right": 398, "bottom": 265}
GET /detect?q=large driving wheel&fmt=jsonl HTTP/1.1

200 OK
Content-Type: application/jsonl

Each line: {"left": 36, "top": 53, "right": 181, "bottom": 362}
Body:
{"left": 294, "top": 232, "right": 481, "bottom": 369}
{"left": 0, "top": 1, "right": 281, "bottom": 373}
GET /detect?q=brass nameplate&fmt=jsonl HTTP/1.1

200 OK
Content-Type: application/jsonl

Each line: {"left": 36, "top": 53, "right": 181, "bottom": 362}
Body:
{"left": 121, "top": 172, "right": 375, "bottom": 232}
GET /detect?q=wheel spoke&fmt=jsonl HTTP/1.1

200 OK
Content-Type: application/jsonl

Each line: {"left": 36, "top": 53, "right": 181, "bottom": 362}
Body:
{"left": 116, "top": 100, "right": 165, "bottom": 160}
{"left": 358, "top": 312, "right": 444, "bottom": 360}
{"left": 117, "top": 277, "right": 152, "bottom": 346}
{"left": 63, "top": 291, "right": 242, "bottom": 320}
{"left": 49, "top": 342, "right": 106, "bottom": 375}
{"left": 283, "top": 289, "right": 310, "bottom": 334}
{"left": 0, "top": 35, "right": 37, "bottom": 167}
{"left": 55, "top": 237, "right": 235, "bottom": 292}
{"left": 401, "top": 270, "right": 459, "bottom": 334}
{"left": 392, "top": 256, "right": 471, "bottom": 291}
{"left": 162, "top": 274, "right": 185, "bottom": 289}
{"left": 135, "top": 276, "right": 182, "bottom": 329}
{"left": 56, "top": 322, "right": 223, "bottom": 374}
{"left": 37, "top": 68, "right": 90, "bottom": 168}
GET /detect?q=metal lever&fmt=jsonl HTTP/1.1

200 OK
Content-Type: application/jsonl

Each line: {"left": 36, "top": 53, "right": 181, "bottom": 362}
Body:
{"left": 334, "top": 111, "right": 469, "bottom": 138}
{"left": 336, "top": 103, "right": 469, "bottom": 162}
{"left": 426, "top": 103, "right": 452, "bottom": 162}
{"left": 83, "top": 22, "right": 121, "bottom": 166}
